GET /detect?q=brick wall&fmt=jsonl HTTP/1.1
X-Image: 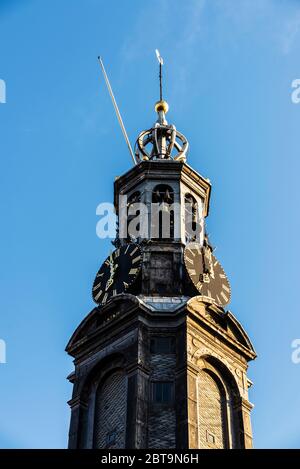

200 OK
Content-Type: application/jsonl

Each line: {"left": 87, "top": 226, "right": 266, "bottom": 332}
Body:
{"left": 93, "top": 371, "right": 127, "bottom": 449}
{"left": 197, "top": 370, "right": 227, "bottom": 448}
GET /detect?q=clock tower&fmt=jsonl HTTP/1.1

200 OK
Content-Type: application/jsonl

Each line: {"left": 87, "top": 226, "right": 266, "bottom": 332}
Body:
{"left": 66, "top": 97, "right": 256, "bottom": 449}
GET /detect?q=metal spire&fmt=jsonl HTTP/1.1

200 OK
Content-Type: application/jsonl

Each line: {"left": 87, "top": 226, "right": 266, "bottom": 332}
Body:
{"left": 155, "top": 49, "right": 163, "bottom": 101}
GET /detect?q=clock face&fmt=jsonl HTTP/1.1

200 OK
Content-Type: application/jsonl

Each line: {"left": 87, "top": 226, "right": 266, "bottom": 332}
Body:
{"left": 92, "top": 244, "right": 142, "bottom": 305}
{"left": 184, "top": 242, "right": 231, "bottom": 306}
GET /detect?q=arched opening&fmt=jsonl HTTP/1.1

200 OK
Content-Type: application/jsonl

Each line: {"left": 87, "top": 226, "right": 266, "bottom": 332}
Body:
{"left": 198, "top": 369, "right": 229, "bottom": 449}
{"left": 152, "top": 184, "right": 174, "bottom": 239}
{"left": 197, "top": 356, "right": 243, "bottom": 449}
{"left": 93, "top": 370, "right": 127, "bottom": 449}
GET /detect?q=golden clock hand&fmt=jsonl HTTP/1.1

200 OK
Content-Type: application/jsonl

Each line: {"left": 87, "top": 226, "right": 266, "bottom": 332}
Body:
{"left": 198, "top": 247, "right": 211, "bottom": 283}
{"left": 105, "top": 269, "right": 115, "bottom": 291}
{"left": 105, "top": 278, "right": 114, "bottom": 291}
{"left": 108, "top": 251, "right": 116, "bottom": 276}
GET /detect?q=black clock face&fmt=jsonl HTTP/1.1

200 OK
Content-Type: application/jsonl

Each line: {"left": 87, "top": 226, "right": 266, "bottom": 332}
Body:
{"left": 92, "top": 244, "right": 142, "bottom": 305}
{"left": 184, "top": 242, "right": 231, "bottom": 306}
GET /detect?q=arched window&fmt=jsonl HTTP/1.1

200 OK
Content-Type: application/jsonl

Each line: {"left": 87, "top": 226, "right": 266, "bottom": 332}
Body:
{"left": 152, "top": 185, "right": 174, "bottom": 239}
{"left": 198, "top": 369, "right": 229, "bottom": 449}
{"left": 184, "top": 193, "right": 199, "bottom": 243}
{"left": 93, "top": 371, "right": 127, "bottom": 449}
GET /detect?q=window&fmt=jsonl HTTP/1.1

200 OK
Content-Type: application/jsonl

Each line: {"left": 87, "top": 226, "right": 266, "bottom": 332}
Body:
{"left": 152, "top": 185, "right": 174, "bottom": 204}
{"left": 93, "top": 371, "right": 127, "bottom": 449}
{"left": 106, "top": 429, "right": 117, "bottom": 447}
{"left": 206, "top": 431, "right": 216, "bottom": 446}
{"left": 150, "top": 337, "right": 175, "bottom": 354}
{"left": 152, "top": 382, "right": 173, "bottom": 403}
{"left": 152, "top": 185, "right": 174, "bottom": 239}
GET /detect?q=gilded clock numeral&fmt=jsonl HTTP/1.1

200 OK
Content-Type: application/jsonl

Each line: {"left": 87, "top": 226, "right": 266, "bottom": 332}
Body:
{"left": 220, "top": 291, "right": 228, "bottom": 302}
{"left": 113, "top": 289, "right": 117, "bottom": 296}
{"left": 96, "top": 272, "right": 104, "bottom": 278}
{"left": 102, "top": 292, "right": 108, "bottom": 303}
{"left": 123, "top": 281, "right": 129, "bottom": 289}
{"left": 196, "top": 281, "right": 203, "bottom": 290}
{"left": 189, "top": 268, "right": 196, "bottom": 276}
{"left": 130, "top": 246, "right": 139, "bottom": 256}
{"left": 93, "top": 283, "right": 101, "bottom": 292}
{"left": 222, "top": 284, "right": 230, "bottom": 293}
{"left": 114, "top": 248, "right": 120, "bottom": 258}
{"left": 129, "top": 268, "right": 138, "bottom": 275}
{"left": 216, "top": 295, "right": 221, "bottom": 304}
{"left": 185, "top": 257, "right": 194, "bottom": 265}
{"left": 104, "top": 259, "right": 110, "bottom": 266}
{"left": 132, "top": 256, "right": 140, "bottom": 264}
{"left": 94, "top": 290, "right": 103, "bottom": 301}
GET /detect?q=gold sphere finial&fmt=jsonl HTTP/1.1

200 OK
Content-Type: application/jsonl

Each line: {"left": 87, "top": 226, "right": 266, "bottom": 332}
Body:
{"left": 155, "top": 100, "right": 169, "bottom": 114}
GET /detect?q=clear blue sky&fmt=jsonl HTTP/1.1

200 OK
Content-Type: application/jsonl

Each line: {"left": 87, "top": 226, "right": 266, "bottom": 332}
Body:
{"left": 0, "top": 0, "right": 300, "bottom": 449}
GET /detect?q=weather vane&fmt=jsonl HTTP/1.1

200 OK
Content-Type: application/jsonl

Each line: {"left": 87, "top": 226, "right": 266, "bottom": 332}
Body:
{"left": 97, "top": 51, "right": 189, "bottom": 166}
{"left": 155, "top": 49, "right": 164, "bottom": 101}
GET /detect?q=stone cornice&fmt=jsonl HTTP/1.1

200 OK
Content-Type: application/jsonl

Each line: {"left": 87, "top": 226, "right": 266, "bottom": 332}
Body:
{"left": 186, "top": 299, "right": 256, "bottom": 362}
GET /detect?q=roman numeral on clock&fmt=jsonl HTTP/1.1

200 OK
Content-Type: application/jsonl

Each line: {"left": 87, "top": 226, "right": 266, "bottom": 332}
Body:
{"left": 102, "top": 292, "right": 108, "bottom": 303}
{"left": 130, "top": 246, "right": 139, "bottom": 256}
{"left": 185, "top": 257, "right": 194, "bottom": 265}
{"left": 129, "top": 268, "right": 138, "bottom": 275}
{"left": 94, "top": 290, "right": 103, "bottom": 301}
{"left": 132, "top": 256, "right": 140, "bottom": 264}
{"left": 220, "top": 291, "right": 228, "bottom": 302}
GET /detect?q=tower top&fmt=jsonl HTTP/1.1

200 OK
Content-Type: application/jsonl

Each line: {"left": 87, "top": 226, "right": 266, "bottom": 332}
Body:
{"left": 134, "top": 51, "right": 189, "bottom": 163}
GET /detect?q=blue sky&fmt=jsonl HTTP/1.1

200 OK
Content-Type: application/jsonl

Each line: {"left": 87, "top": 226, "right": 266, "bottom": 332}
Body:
{"left": 0, "top": 0, "right": 300, "bottom": 448}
